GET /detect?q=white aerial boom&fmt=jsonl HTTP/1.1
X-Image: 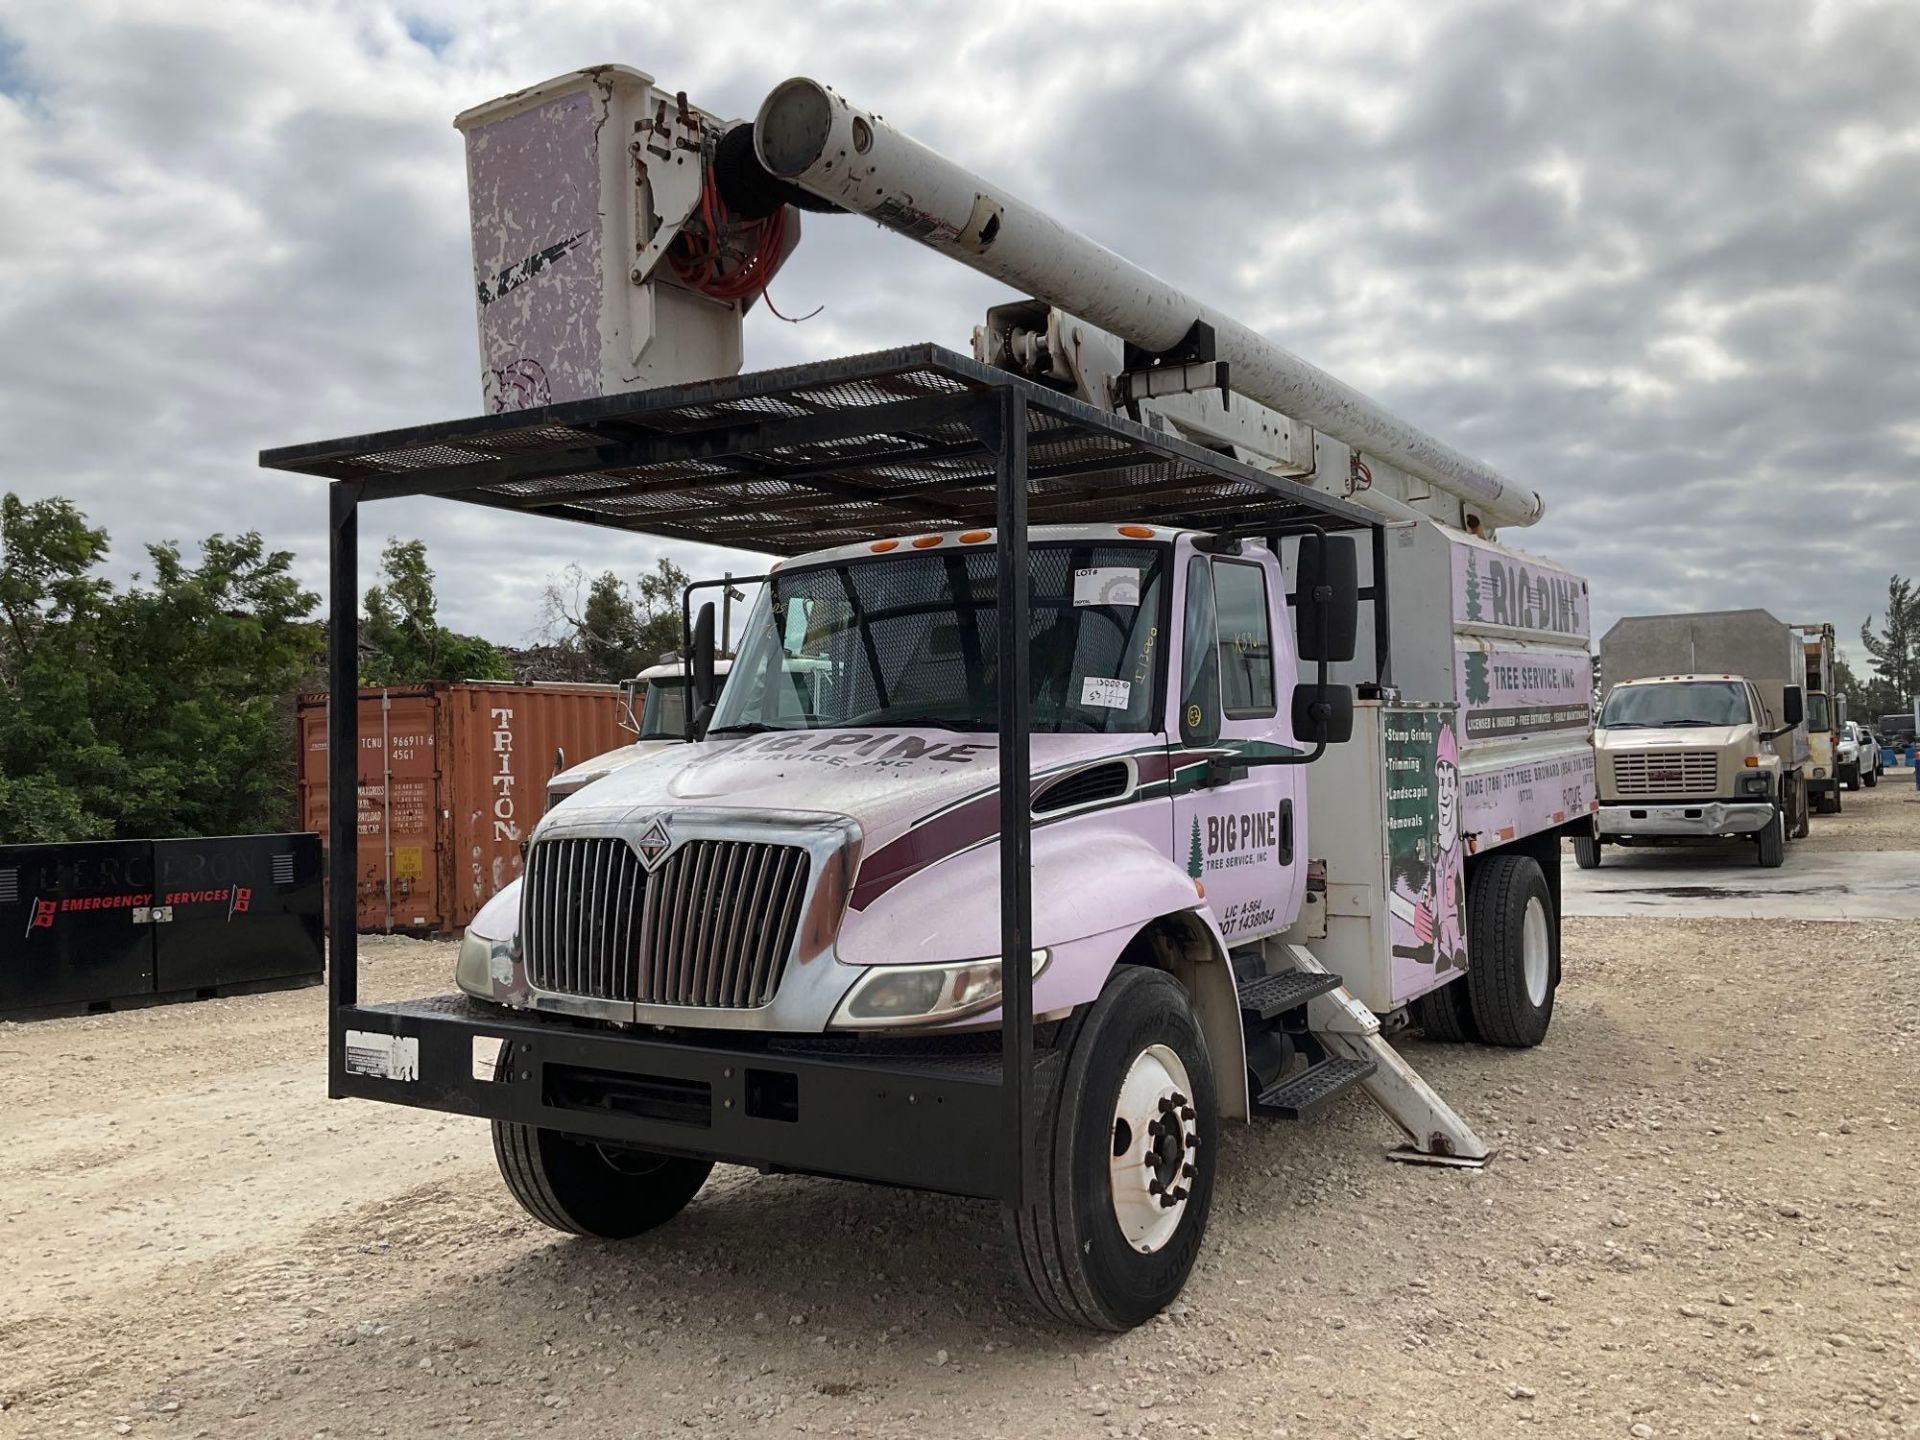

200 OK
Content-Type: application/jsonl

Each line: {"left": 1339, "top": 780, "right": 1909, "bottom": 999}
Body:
{"left": 455, "top": 66, "right": 1544, "bottom": 532}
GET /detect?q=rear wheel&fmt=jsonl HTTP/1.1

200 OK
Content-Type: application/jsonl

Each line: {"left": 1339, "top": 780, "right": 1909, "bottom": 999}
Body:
{"left": 1755, "top": 805, "right": 1785, "bottom": 868}
{"left": 1572, "top": 833, "right": 1602, "bottom": 870}
{"left": 1008, "top": 966, "right": 1217, "bottom": 1331}
{"left": 1865, "top": 765, "right": 1879, "bottom": 788}
{"left": 1415, "top": 975, "right": 1478, "bottom": 1043}
{"left": 493, "top": 1122, "right": 712, "bottom": 1238}
{"left": 1465, "top": 854, "right": 1557, "bottom": 1048}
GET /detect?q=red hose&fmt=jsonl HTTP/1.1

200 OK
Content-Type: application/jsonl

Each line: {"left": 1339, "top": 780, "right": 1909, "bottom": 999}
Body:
{"left": 669, "top": 169, "right": 790, "bottom": 303}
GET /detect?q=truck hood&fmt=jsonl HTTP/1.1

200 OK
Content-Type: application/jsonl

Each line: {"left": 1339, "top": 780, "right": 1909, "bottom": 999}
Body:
{"left": 1595, "top": 725, "right": 1752, "bottom": 751}
{"left": 542, "top": 728, "right": 1164, "bottom": 859}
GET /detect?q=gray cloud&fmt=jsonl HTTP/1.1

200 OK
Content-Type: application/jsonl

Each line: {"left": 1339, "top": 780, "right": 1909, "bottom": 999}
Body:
{"left": 1, "top": 0, "right": 1915, "bottom": 664}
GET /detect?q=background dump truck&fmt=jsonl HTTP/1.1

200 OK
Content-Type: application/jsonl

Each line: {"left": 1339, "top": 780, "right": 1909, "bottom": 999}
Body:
{"left": 1591, "top": 610, "right": 1809, "bottom": 867}
{"left": 264, "top": 65, "right": 1596, "bottom": 1330}
{"left": 1795, "top": 623, "right": 1843, "bottom": 812}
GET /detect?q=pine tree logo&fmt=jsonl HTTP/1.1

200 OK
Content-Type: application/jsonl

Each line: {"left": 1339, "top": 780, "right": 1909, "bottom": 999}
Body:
{"left": 1464, "top": 549, "right": 1484, "bottom": 623}
{"left": 1187, "top": 817, "right": 1205, "bottom": 884}
{"left": 1464, "top": 651, "right": 1491, "bottom": 705}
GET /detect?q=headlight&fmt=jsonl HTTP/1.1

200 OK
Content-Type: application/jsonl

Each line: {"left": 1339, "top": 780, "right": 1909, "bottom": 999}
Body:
{"left": 830, "top": 949, "right": 1051, "bottom": 1030}
{"left": 1738, "top": 772, "right": 1771, "bottom": 797}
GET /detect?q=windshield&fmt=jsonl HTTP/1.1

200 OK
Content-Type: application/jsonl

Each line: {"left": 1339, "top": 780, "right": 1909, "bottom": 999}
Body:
{"left": 1806, "top": 692, "right": 1830, "bottom": 731}
{"left": 639, "top": 678, "right": 691, "bottom": 739}
{"left": 708, "top": 543, "right": 1167, "bottom": 734}
{"left": 1600, "top": 681, "right": 1752, "bottom": 728}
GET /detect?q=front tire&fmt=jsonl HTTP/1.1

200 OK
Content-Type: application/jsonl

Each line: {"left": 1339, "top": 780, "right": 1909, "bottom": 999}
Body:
{"left": 1843, "top": 765, "right": 1860, "bottom": 792}
{"left": 493, "top": 1122, "right": 712, "bottom": 1238}
{"left": 1791, "top": 777, "right": 1811, "bottom": 838}
{"left": 1008, "top": 966, "right": 1217, "bottom": 1331}
{"left": 1755, "top": 805, "right": 1785, "bottom": 868}
{"left": 1572, "top": 833, "right": 1602, "bottom": 869}
{"left": 1465, "top": 854, "right": 1557, "bottom": 1048}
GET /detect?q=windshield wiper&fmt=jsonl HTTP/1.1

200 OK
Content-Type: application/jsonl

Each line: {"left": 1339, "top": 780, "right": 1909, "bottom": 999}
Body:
{"left": 1663, "top": 719, "right": 1719, "bottom": 727}
{"left": 704, "top": 722, "right": 792, "bottom": 737}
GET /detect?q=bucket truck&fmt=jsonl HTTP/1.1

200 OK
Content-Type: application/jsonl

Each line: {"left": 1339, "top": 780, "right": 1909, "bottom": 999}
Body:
{"left": 266, "top": 65, "right": 1596, "bottom": 1330}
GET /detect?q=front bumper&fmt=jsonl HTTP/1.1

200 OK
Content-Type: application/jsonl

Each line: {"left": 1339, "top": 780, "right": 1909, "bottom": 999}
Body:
{"left": 1597, "top": 801, "right": 1774, "bottom": 837}
{"left": 333, "top": 994, "right": 1045, "bottom": 1202}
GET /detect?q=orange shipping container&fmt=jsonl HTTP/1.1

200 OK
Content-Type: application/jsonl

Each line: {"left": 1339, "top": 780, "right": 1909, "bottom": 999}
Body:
{"left": 296, "top": 682, "right": 628, "bottom": 934}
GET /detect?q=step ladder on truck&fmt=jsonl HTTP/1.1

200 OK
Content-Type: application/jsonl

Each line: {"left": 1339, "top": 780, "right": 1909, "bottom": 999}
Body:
{"left": 262, "top": 66, "right": 1597, "bottom": 1331}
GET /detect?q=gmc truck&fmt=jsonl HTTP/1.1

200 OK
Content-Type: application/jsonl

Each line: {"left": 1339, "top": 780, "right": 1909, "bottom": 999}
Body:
{"left": 1588, "top": 611, "right": 1808, "bottom": 868}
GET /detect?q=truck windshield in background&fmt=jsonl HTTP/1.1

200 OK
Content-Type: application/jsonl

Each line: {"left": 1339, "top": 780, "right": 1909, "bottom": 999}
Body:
{"left": 709, "top": 543, "right": 1167, "bottom": 735}
{"left": 1806, "top": 692, "right": 1831, "bottom": 732}
{"left": 638, "top": 679, "right": 691, "bottom": 740}
{"left": 1600, "top": 680, "right": 1753, "bottom": 729}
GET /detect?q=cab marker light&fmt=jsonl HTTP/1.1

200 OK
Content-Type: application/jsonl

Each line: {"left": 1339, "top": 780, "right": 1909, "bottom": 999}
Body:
{"left": 871, "top": 539, "right": 900, "bottom": 553}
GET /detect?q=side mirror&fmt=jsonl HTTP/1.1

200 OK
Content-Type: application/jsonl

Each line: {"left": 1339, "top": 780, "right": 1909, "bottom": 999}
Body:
{"left": 1292, "top": 683, "right": 1354, "bottom": 746}
{"left": 690, "top": 602, "right": 718, "bottom": 734}
{"left": 552, "top": 746, "right": 567, "bottom": 775}
{"left": 1782, "top": 685, "right": 1804, "bottom": 728}
{"left": 1296, "top": 534, "right": 1358, "bottom": 663}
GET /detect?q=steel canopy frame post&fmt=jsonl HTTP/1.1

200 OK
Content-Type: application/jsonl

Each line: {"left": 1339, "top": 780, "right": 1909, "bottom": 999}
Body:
{"left": 986, "top": 388, "right": 1036, "bottom": 1209}
{"left": 327, "top": 482, "right": 362, "bottom": 1098}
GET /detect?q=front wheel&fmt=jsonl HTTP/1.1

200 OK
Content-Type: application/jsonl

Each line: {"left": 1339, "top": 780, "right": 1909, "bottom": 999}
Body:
{"left": 493, "top": 1122, "right": 712, "bottom": 1238}
{"left": 1843, "top": 766, "right": 1860, "bottom": 792}
{"left": 1465, "top": 854, "right": 1557, "bottom": 1048}
{"left": 1008, "top": 966, "right": 1217, "bottom": 1331}
{"left": 1755, "top": 806, "right": 1785, "bottom": 868}
{"left": 1791, "top": 777, "right": 1811, "bottom": 838}
{"left": 1572, "top": 833, "right": 1602, "bottom": 869}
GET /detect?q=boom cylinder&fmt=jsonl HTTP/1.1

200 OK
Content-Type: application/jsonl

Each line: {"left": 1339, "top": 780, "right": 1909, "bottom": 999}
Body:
{"left": 754, "top": 77, "right": 1545, "bottom": 528}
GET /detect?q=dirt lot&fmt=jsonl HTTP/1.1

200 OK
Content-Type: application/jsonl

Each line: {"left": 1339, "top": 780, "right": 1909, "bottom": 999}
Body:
{"left": 4, "top": 780, "right": 1917, "bottom": 1440}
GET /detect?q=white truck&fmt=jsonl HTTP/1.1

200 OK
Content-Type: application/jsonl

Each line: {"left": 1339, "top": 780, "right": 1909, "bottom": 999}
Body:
{"left": 546, "top": 657, "right": 735, "bottom": 806}
{"left": 269, "top": 64, "right": 1596, "bottom": 1330}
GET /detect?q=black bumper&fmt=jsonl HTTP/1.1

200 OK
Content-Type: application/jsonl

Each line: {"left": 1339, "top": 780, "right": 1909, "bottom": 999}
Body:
{"left": 332, "top": 994, "right": 1040, "bottom": 1202}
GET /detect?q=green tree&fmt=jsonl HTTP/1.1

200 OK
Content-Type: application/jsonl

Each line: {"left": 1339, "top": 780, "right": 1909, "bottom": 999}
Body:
{"left": 362, "top": 538, "right": 510, "bottom": 685}
{"left": 1463, "top": 651, "right": 1491, "bottom": 705}
{"left": 1859, "top": 575, "right": 1919, "bottom": 714}
{"left": 633, "top": 555, "right": 693, "bottom": 664}
{"left": 0, "top": 495, "right": 323, "bottom": 842}
{"left": 539, "top": 555, "right": 695, "bottom": 682}
{"left": 1462, "top": 549, "right": 1484, "bottom": 624}
{"left": 1186, "top": 816, "right": 1204, "bottom": 882}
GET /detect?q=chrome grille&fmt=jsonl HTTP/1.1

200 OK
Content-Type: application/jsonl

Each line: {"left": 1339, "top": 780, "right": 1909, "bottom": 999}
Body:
{"left": 1609, "top": 750, "right": 1719, "bottom": 797}
{"left": 523, "top": 836, "right": 810, "bottom": 1008}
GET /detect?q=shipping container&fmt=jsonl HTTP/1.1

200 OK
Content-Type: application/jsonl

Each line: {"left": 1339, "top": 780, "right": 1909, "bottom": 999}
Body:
{"left": 296, "top": 683, "right": 628, "bottom": 934}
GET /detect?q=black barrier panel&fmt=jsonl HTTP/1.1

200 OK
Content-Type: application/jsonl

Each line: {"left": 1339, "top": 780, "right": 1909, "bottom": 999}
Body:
{"left": 0, "top": 839, "right": 157, "bottom": 1013}
{"left": 152, "top": 834, "right": 324, "bottom": 993}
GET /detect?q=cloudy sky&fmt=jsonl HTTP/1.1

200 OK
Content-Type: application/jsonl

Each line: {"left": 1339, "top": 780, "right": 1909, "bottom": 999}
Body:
{"left": 2, "top": 0, "right": 1916, "bottom": 666}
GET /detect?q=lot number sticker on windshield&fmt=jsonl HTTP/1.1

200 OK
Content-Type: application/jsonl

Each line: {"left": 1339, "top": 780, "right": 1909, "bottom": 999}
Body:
{"left": 1074, "top": 567, "right": 1141, "bottom": 608}
{"left": 1081, "top": 677, "right": 1133, "bottom": 710}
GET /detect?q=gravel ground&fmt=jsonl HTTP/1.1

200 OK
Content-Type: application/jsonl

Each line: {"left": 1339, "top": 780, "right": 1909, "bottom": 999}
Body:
{"left": 3, "top": 783, "right": 1917, "bottom": 1439}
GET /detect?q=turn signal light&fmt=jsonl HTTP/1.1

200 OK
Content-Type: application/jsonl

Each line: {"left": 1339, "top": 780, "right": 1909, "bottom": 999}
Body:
{"left": 1745, "top": 755, "right": 1760, "bottom": 767}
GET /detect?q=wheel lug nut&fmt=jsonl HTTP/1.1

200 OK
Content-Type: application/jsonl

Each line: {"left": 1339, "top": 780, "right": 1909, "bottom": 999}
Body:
{"left": 1180, "top": 1107, "right": 1195, "bottom": 1121}
{"left": 1171, "top": 1186, "right": 1189, "bottom": 1202}
{"left": 1148, "top": 1178, "right": 1164, "bottom": 1195}
{"left": 1183, "top": 1163, "right": 1195, "bottom": 1179}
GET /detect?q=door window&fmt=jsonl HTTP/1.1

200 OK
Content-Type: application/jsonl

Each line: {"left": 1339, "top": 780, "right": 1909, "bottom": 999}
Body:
{"left": 1214, "top": 561, "right": 1275, "bottom": 717}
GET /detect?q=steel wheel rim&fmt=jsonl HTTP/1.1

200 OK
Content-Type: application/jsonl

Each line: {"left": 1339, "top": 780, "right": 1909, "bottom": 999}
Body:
{"left": 1522, "top": 895, "right": 1551, "bottom": 1007}
{"left": 1108, "top": 1043, "right": 1196, "bottom": 1255}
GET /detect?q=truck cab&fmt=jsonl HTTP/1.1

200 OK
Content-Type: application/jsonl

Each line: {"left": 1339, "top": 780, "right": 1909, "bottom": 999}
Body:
{"left": 544, "top": 658, "right": 735, "bottom": 806}
{"left": 1586, "top": 673, "right": 1799, "bottom": 867}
